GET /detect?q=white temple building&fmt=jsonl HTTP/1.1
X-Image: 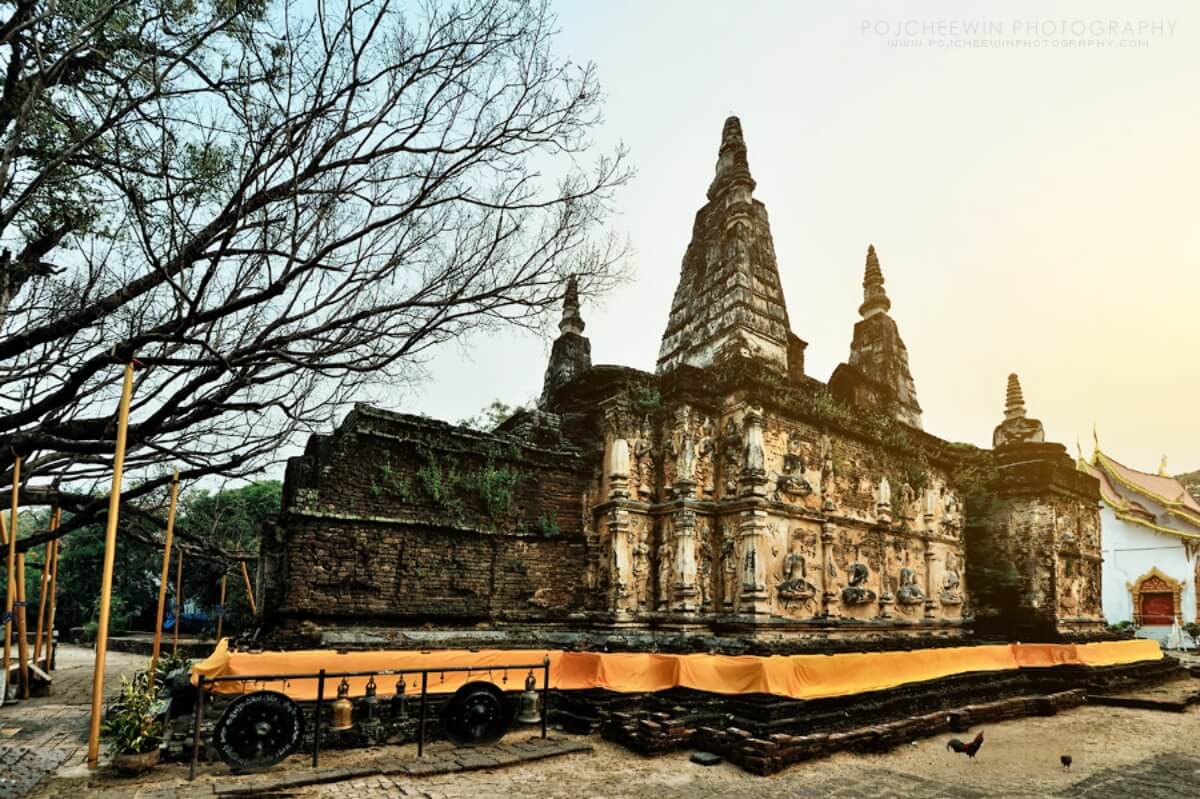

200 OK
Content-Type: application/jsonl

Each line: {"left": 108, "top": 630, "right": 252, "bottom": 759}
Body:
{"left": 1080, "top": 443, "right": 1200, "bottom": 645}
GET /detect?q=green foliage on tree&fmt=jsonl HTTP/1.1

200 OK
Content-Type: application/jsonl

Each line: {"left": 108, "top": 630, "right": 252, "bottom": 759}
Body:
{"left": 5, "top": 480, "right": 281, "bottom": 640}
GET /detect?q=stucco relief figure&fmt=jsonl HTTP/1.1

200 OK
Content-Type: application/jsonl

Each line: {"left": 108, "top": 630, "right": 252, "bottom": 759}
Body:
{"left": 940, "top": 551, "right": 963, "bottom": 605}
{"left": 841, "top": 562, "right": 877, "bottom": 605}
{"left": 899, "top": 482, "right": 915, "bottom": 519}
{"left": 634, "top": 433, "right": 656, "bottom": 500}
{"left": 721, "top": 419, "right": 742, "bottom": 495}
{"left": 656, "top": 535, "right": 674, "bottom": 610}
{"left": 631, "top": 530, "right": 650, "bottom": 609}
{"left": 777, "top": 543, "right": 817, "bottom": 607}
{"left": 896, "top": 566, "right": 925, "bottom": 606}
{"left": 697, "top": 536, "right": 713, "bottom": 610}
{"left": 721, "top": 534, "right": 738, "bottom": 608}
{"left": 694, "top": 417, "right": 717, "bottom": 497}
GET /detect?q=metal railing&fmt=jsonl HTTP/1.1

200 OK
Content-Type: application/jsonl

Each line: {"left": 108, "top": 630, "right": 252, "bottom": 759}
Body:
{"left": 189, "top": 656, "right": 551, "bottom": 780}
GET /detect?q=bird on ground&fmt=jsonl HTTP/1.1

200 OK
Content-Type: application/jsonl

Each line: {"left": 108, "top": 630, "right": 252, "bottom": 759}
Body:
{"left": 946, "top": 731, "right": 984, "bottom": 759}
{"left": 1061, "top": 755, "right": 1073, "bottom": 770}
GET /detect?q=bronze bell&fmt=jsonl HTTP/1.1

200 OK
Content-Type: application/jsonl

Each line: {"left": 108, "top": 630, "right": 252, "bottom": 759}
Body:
{"left": 391, "top": 675, "right": 408, "bottom": 720}
{"left": 516, "top": 670, "right": 541, "bottom": 724}
{"left": 330, "top": 677, "right": 354, "bottom": 731}
{"left": 360, "top": 675, "right": 380, "bottom": 725}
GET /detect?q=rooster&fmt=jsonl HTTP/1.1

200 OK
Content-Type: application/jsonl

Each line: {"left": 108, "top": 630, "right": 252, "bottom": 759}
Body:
{"left": 946, "top": 731, "right": 984, "bottom": 759}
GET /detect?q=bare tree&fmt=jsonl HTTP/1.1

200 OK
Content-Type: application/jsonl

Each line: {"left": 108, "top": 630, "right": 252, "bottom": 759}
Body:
{"left": 0, "top": 0, "right": 630, "bottom": 547}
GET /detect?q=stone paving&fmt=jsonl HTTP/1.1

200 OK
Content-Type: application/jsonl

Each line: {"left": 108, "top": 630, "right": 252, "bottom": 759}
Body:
{"left": 0, "top": 645, "right": 145, "bottom": 798}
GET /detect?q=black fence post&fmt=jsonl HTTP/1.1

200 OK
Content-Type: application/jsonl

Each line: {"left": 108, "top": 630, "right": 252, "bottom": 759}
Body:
{"left": 312, "top": 669, "right": 326, "bottom": 768}
{"left": 417, "top": 670, "right": 428, "bottom": 757}
{"left": 189, "top": 675, "right": 205, "bottom": 781}
{"left": 541, "top": 656, "right": 550, "bottom": 739}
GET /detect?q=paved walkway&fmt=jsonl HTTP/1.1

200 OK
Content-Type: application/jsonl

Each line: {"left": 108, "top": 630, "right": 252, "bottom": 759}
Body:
{"left": 0, "top": 645, "right": 145, "bottom": 798}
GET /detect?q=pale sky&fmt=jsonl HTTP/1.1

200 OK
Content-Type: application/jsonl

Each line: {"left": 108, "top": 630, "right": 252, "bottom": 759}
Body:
{"left": 393, "top": 0, "right": 1200, "bottom": 475}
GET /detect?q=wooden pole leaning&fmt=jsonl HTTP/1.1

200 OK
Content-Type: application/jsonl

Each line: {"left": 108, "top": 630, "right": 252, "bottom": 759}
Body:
{"left": 1, "top": 510, "right": 10, "bottom": 700}
{"left": 15, "top": 550, "right": 28, "bottom": 698}
{"left": 33, "top": 508, "right": 57, "bottom": 667}
{"left": 149, "top": 472, "right": 180, "bottom": 679}
{"left": 215, "top": 573, "right": 227, "bottom": 642}
{"left": 86, "top": 361, "right": 136, "bottom": 769}
{"left": 45, "top": 510, "right": 62, "bottom": 671}
{"left": 172, "top": 548, "right": 184, "bottom": 656}
{"left": 240, "top": 561, "right": 257, "bottom": 616}
{"left": 4, "top": 457, "right": 20, "bottom": 699}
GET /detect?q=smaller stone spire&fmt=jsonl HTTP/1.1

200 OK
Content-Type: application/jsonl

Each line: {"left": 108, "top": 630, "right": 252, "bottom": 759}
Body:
{"left": 992, "top": 372, "right": 1045, "bottom": 448}
{"left": 539, "top": 275, "right": 591, "bottom": 409}
{"left": 1003, "top": 373, "right": 1026, "bottom": 421}
{"left": 559, "top": 274, "right": 585, "bottom": 336}
{"left": 858, "top": 244, "right": 892, "bottom": 318}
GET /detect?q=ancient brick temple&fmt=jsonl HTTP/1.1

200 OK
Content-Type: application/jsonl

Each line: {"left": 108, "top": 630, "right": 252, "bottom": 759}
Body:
{"left": 259, "top": 118, "right": 1106, "bottom": 650}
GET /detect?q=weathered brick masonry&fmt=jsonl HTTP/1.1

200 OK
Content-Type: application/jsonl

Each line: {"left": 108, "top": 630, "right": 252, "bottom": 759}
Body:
{"left": 259, "top": 116, "right": 1108, "bottom": 649}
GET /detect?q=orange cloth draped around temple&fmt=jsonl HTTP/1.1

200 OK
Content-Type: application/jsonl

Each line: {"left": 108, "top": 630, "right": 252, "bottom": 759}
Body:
{"left": 191, "top": 638, "right": 1161, "bottom": 702}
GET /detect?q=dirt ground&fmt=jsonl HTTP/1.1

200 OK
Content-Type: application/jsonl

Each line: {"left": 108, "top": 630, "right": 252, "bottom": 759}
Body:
{"left": 313, "top": 703, "right": 1199, "bottom": 798}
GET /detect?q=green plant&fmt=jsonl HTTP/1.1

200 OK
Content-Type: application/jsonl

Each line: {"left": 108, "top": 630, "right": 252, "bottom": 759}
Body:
{"left": 101, "top": 674, "right": 163, "bottom": 755}
{"left": 464, "top": 463, "right": 522, "bottom": 519}
{"left": 1182, "top": 621, "right": 1199, "bottom": 639}
{"left": 532, "top": 513, "right": 560, "bottom": 537}
{"left": 82, "top": 620, "right": 99, "bottom": 643}
{"left": 153, "top": 652, "right": 193, "bottom": 687}
{"left": 626, "top": 383, "right": 662, "bottom": 412}
{"left": 375, "top": 455, "right": 412, "bottom": 501}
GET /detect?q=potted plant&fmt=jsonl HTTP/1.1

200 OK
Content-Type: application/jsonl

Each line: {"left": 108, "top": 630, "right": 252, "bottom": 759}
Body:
{"left": 102, "top": 673, "right": 164, "bottom": 774}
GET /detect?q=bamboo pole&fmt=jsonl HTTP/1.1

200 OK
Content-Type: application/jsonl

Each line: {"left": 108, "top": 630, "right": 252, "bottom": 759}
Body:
{"left": 2, "top": 511, "right": 9, "bottom": 699}
{"left": 240, "top": 560, "right": 257, "bottom": 616}
{"left": 4, "top": 456, "right": 21, "bottom": 699}
{"left": 45, "top": 510, "right": 62, "bottom": 671}
{"left": 215, "top": 573, "right": 227, "bottom": 642}
{"left": 15, "top": 550, "right": 28, "bottom": 698}
{"left": 33, "top": 508, "right": 57, "bottom": 666}
{"left": 172, "top": 548, "right": 183, "bottom": 656}
{"left": 86, "top": 361, "right": 135, "bottom": 769}
{"left": 149, "top": 472, "right": 180, "bottom": 679}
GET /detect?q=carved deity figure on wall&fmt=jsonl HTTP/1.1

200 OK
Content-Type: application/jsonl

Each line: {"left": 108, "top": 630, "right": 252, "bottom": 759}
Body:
{"left": 896, "top": 566, "right": 925, "bottom": 606}
{"left": 777, "top": 537, "right": 817, "bottom": 608}
{"left": 694, "top": 416, "right": 717, "bottom": 498}
{"left": 698, "top": 536, "right": 713, "bottom": 610}
{"left": 721, "top": 533, "right": 737, "bottom": 609}
{"left": 841, "top": 562, "right": 877, "bottom": 606}
{"left": 899, "top": 482, "right": 915, "bottom": 520}
{"left": 631, "top": 527, "right": 650, "bottom": 609}
{"left": 941, "top": 551, "right": 963, "bottom": 606}
{"left": 656, "top": 533, "right": 674, "bottom": 611}
{"left": 633, "top": 416, "right": 656, "bottom": 500}
{"left": 721, "top": 418, "right": 743, "bottom": 496}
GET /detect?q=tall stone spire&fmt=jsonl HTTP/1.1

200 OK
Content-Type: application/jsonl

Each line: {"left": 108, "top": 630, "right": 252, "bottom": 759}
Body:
{"left": 845, "top": 245, "right": 923, "bottom": 429}
{"left": 859, "top": 244, "right": 891, "bottom": 318}
{"left": 657, "top": 116, "right": 792, "bottom": 375}
{"left": 539, "top": 275, "right": 591, "bottom": 408}
{"left": 992, "top": 372, "right": 1045, "bottom": 447}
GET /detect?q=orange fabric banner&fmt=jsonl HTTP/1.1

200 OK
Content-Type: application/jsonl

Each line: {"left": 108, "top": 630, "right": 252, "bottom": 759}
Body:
{"left": 192, "top": 638, "right": 1161, "bottom": 702}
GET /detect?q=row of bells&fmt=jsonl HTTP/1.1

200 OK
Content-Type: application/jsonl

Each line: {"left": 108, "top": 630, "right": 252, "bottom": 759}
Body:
{"left": 329, "top": 671, "right": 542, "bottom": 731}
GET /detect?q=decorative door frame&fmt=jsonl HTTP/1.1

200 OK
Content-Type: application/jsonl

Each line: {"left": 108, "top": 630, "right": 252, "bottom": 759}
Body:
{"left": 1127, "top": 566, "right": 1183, "bottom": 625}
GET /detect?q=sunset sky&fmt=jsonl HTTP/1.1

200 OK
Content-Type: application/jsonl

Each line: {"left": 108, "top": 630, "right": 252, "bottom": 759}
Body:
{"left": 397, "top": 0, "right": 1199, "bottom": 475}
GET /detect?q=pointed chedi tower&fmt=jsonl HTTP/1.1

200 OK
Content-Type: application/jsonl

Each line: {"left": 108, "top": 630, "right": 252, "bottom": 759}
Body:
{"left": 992, "top": 372, "right": 1045, "bottom": 447}
{"left": 845, "top": 245, "right": 924, "bottom": 429}
{"left": 539, "top": 275, "right": 591, "bottom": 408}
{"left": 656, "top": 117, "right": 795, "bottom": 376}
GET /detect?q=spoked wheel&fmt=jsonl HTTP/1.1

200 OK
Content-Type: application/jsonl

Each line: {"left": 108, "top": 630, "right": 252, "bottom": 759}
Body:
{"left": 213, "top": 690, "right": 305, "bottom": 770}
{"left": 440, "top": 681, "right": 511, "bottom": 746}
